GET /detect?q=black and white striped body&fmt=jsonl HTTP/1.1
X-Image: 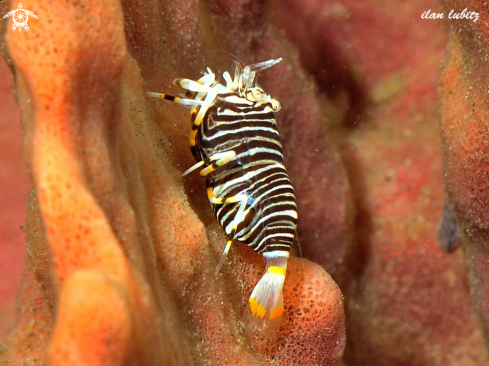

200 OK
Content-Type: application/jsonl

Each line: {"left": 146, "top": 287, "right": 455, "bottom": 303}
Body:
{"left": 147, "top": 58, "right": 297, "bottom": 329}
{"left": 193, "top": 93, "right": 297, "bottom": 254}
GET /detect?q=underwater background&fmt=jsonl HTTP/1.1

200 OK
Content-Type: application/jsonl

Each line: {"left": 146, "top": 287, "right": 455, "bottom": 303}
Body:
{"left": 1, "top": 0, "right": 489, "bottom": 364}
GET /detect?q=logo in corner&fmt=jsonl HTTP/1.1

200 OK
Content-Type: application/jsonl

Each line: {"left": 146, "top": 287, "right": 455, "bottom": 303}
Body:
{"left": 3, "top": 3, "right": 38, "bottom": 32}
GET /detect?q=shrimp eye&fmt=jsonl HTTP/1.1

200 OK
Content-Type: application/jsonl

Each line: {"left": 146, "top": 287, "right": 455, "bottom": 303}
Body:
{"left": 252, "top": 88, "right": 263, "bottom": 99}
{"left": 246, "top": 87, "right": 264, "bottom": 102}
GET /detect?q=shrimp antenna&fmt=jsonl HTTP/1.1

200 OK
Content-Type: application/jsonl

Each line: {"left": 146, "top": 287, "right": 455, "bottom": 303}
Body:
{"left": 205, "top": 50, "right": 245, "bottom": 69}
{"left": 242, "top": 58, "right": 282, "bottom": 88}
{"left": 247, "top": 58, "right": 282, "bottom": 73}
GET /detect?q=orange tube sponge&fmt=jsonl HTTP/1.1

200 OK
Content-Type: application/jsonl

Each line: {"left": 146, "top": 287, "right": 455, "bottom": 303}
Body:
{"left": 48, "top": 271, "right": 131, "bottom": 366}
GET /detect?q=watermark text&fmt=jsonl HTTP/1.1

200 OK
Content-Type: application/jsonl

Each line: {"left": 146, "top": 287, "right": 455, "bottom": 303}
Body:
{"left": 421, "top": 8, "right": 479, "bottom": 23}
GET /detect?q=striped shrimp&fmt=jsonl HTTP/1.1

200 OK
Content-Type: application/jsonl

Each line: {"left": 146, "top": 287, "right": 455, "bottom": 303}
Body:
{"left": 147, "top": 58, "right": 298, "bottom": 330}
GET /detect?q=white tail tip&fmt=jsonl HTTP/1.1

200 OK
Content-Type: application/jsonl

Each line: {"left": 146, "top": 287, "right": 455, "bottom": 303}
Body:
{"left": 248, "top": 254, "right": 288, "bottom": 330}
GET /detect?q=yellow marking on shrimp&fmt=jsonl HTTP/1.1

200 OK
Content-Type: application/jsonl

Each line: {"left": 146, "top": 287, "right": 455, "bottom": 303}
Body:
{"left": 207, "top": 187, "right": 216, "bottom": 199}
{"left": 200, "top": 164, "right": 218, "bottom": 176}
{"left": 207, "top": 187, "right": 224, "bottom": 204}
{"left": 269, "top": 305, "right": 284, "bottom": 320}
{"left": 201, "top": 160, "right": 225, "bottom": 176}
{"left": 194, "top": 114, "right": 204, "bottom": 127}
{"left": 249, "top": 298, "right": 267, "bottom": 319}
{"left": 267, "top": 266, "right": 286, "bottom": 276}
{"left": 189, "top": 130, "right": 197, "bottom": 146}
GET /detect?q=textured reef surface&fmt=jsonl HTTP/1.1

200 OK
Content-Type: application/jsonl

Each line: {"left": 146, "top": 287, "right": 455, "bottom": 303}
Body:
{"left": 0, "top": 47, "right": 27, "bottom": 342}
{"left": 439, "top": 0, "right": 489, "bottom": 352}
{"left": 1, "top": 0, "right": 489, "bottom": 365}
